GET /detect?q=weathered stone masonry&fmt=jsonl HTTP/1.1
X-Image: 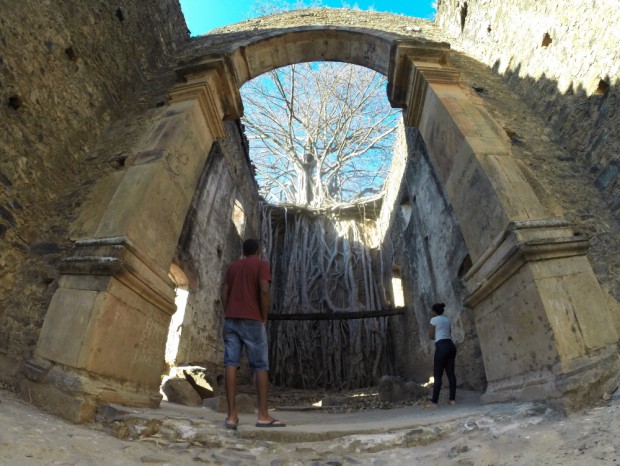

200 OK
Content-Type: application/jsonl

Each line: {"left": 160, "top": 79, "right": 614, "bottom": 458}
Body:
{"left": 0, "top": 0, "right": 188, "bottom": 378}
{"left": 173, "top": 120, "right": 261, "bottom": 376}
{"left": 436, "top": 0, "right": 620, "bottom": 304}
{"left": 0, "top": 2, "right": 619, "bottom": 422}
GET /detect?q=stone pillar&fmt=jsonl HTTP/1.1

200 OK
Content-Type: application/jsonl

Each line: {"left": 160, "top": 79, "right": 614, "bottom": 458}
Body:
{"left": 387, "top": 41, "right": 619, "bottom": 410}
{"left": 464, "top": 220, "right": 619, "bottom": 410}
{"left": 23, "top": 59, "right": 242, "bottom": 422}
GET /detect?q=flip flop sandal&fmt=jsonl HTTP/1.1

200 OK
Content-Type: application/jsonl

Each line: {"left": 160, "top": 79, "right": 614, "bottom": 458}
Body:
{"left": 255, "top": 418, "right": 286, "bottom": 428}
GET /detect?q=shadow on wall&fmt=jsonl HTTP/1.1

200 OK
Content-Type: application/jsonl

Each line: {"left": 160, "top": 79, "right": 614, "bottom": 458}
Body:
{"left": 381, "top": 125, "right": 486, "bottom": 393}
{"left": 496, "top": 64, "right": 620, "bottom": 302}
{"left": 442, "top": 50, "right": 620, "bottom": 308}
{"left": 496, "top": 62, "right": 617, "bottom": 181}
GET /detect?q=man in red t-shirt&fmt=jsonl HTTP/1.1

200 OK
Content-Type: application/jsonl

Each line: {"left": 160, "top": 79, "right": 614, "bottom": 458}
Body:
{"left": 220, "top": 239, "right": 285, "bottom": 429}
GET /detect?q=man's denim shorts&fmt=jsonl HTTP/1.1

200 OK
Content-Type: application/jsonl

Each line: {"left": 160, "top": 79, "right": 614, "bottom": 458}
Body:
{"left": 223, "top": 318, "right": 269, "bottom": 372}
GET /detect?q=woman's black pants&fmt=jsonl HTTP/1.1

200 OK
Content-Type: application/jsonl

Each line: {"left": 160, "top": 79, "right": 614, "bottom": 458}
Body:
{"left": 432, "top": 339, "right": 457, "bottom": 403}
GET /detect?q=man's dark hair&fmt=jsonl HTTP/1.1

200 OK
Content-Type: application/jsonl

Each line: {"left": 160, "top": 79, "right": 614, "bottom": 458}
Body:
{"left": 243, "top": 239, "right": 259, "bottom": 256}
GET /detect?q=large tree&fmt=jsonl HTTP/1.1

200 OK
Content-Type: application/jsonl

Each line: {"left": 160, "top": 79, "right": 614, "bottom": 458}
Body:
{"left": 240, "top": 1, "right": 401, "bottom": 390}
{"left": 241, "top": 62, "right": 400, "bottom": 207}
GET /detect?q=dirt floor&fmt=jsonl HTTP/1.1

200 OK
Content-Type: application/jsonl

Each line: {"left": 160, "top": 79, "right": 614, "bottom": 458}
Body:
{"left": 1, "top": 384, "right": 619, "bottom": 465}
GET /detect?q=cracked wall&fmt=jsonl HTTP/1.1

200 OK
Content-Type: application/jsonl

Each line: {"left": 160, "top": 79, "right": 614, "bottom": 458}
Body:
{"left": 0, "top": 0, "right": 188, "bottom": 380}
{"left": 0, "top": 2, "right": 618, "bottom": 415}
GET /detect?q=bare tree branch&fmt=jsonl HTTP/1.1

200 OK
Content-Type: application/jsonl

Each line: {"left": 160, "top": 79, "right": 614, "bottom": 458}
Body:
{"left": 241, "top": 61, "right": 400, "bottom": 207}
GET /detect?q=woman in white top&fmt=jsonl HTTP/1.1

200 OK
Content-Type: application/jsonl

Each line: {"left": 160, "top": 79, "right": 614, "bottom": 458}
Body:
{"left": 428, "top": 302, "right": 457, "bottom": 406}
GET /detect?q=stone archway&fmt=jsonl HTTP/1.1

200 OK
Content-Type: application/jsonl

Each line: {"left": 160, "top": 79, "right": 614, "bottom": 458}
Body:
{"left": 24, "top": 25, "right": 618, "bottom": 422}
{"left": 385, "top": 41, "right": 619, "bottom": 408}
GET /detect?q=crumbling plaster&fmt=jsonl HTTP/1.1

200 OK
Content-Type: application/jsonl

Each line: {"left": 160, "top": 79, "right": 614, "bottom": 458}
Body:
{"left": 0, "top": 0, "right": 188, "bottom": 377}
{"left": 0, "top": 2, "right": 618, "bottom": 422}
{"left": 436, "top": 0, "right": 620, "bottom": 305}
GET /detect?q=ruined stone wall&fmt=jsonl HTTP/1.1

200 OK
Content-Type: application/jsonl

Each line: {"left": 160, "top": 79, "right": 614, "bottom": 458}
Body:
{"left": 435, "top": 0, "right": 620, "bottom": 305}
{"left": 173, "top": 120, "right": 261, "bottom": 380}
{"left": 176, "top": 5, "right": 620, "bottom": 389}
{"left": 186, "top": 6, "right": 620, "bottom": 303}
{"left": 0, "top": 0, "right": 188, "bottom": 380}
{"left": 2, "top": 1, "right": 619, "bottom": 399}
{"left": 178, "top": 8, "right": 443, "bottom": 60}
{"left": 379, "top": 126, "right": 486, "bottom": 390}
{"left": 436, "top": 0, "right": 619, "bottom": 174}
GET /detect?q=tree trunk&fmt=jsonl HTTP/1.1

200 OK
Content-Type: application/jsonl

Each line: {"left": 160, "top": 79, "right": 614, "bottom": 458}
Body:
{"left": 262, "top": 203, "right": 396, "bottom": 389}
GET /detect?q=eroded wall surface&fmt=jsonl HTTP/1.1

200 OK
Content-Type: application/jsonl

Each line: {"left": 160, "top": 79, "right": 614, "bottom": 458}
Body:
{"left": 1, "top": 1, "right": 618, "bottom": 409}
{"left": 0, "top": 0, "right": 188, "bottom": 380}
{"left": 436, "top": 0, "right": 620, "bottom": 308}
{"left": 379, "top": 125, "right": 486, "bottom": 391}
{"left": 173, "top": 120, "right": 261, "bottom": 380}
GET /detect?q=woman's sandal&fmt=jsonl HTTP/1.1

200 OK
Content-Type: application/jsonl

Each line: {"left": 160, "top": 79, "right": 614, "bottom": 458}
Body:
{"left": 225, "top": 418, "right": 239, "bottom": 430}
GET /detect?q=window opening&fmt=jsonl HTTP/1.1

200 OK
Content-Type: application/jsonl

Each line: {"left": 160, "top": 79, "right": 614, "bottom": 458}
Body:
{"left": 400, "top": 194, "right": 412, "bottom": 228}
{"left": 165, "top": 264, "right": 190, "bottom": 369}
{"left": 232, "top": 199, "right": 246, "bottom": 237}
{"left": 391, "top": 268, "right": 405, "bottom": 308}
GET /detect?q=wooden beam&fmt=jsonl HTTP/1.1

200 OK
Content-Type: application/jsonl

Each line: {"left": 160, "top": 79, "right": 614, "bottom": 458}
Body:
{"left": 268, "top": 308, "right": 406, "bottom": 321}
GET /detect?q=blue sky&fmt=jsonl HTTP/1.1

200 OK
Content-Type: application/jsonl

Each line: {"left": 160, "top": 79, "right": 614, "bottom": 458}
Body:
{"left": 180, "top": 0, "right": 437, "bottom": 36}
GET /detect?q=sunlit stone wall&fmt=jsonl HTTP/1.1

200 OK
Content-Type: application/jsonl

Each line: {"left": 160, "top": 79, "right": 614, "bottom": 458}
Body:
{"left": 436, "top": 0, "right": 620, "bottom": 325}
{"left": 0, "top": 0, "right": 188, "bottom": 382}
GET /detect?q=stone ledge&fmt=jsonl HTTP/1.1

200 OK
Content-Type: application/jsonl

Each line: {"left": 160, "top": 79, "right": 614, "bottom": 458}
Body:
{"left": 60, "top": 237, "right": 176, "bottom": 315}
{"left": 464, "top": 219, "right": 586, "bottom": 307}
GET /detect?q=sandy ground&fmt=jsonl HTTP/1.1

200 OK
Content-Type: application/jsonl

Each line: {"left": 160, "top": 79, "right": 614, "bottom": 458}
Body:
{"left": 1, "top": 386, "right": 619, "bottom": 465}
